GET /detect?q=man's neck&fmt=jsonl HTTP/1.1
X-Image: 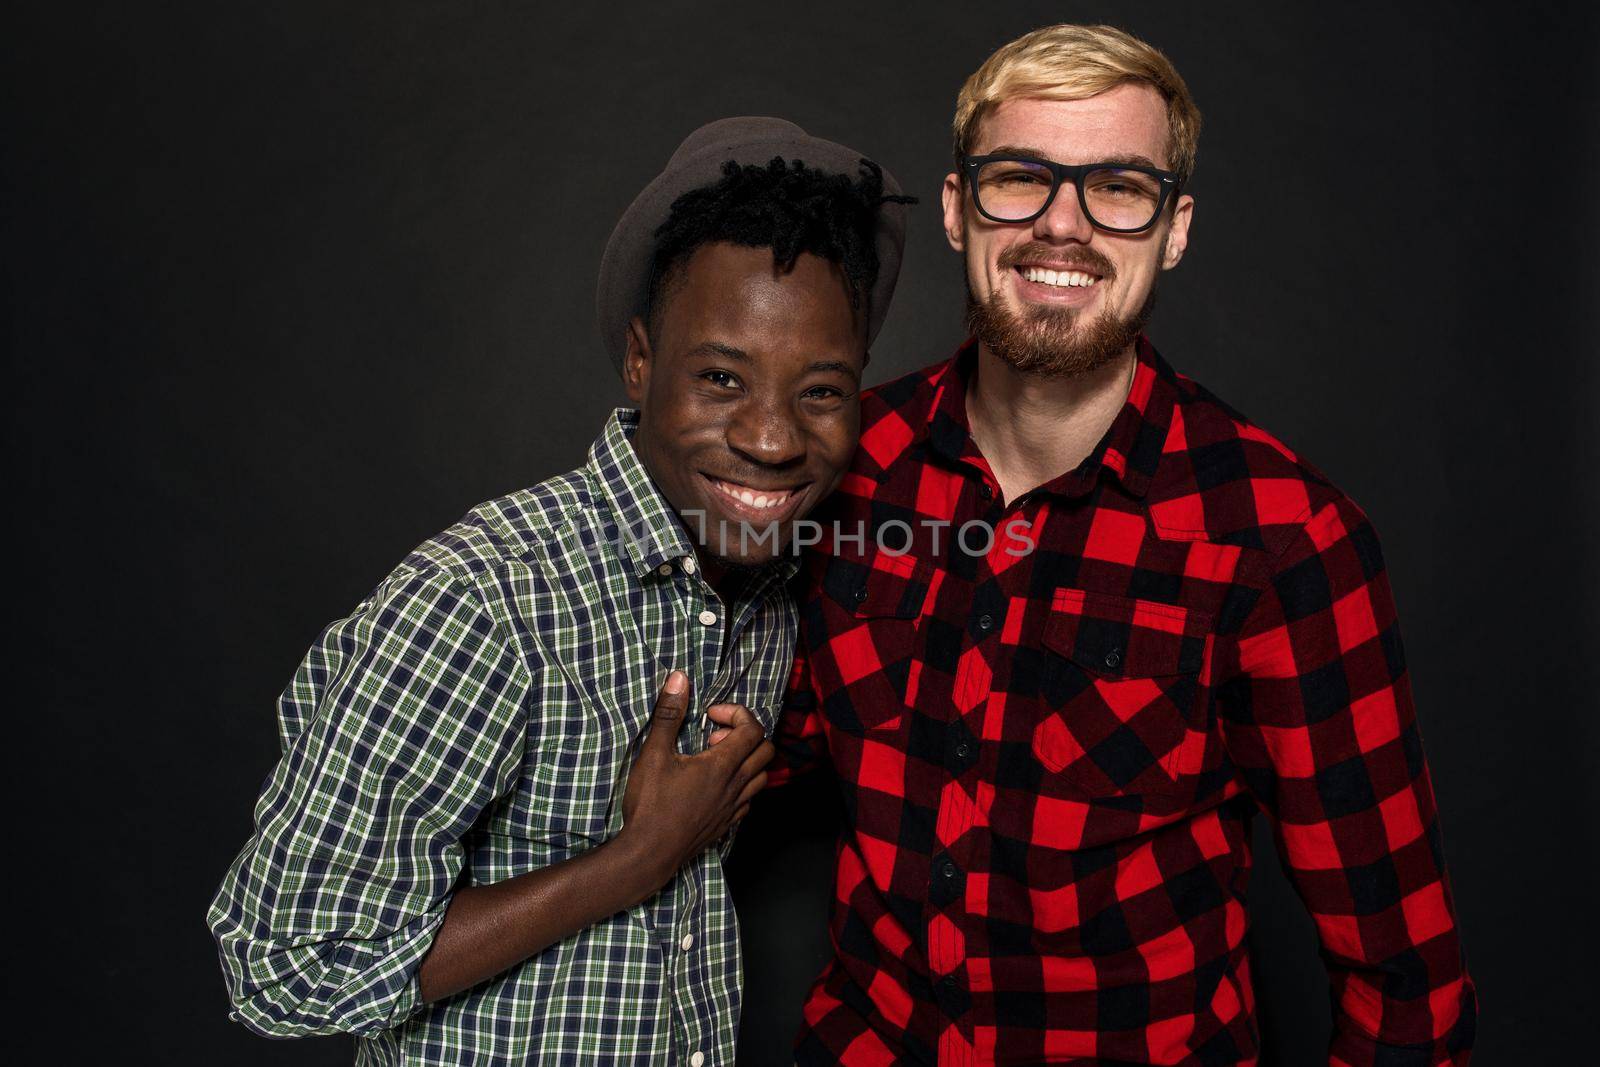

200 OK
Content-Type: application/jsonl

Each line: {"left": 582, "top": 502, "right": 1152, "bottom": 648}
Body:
{"left": 965, "top": 342, "right": 1137, "bottom": 506}
{"left": 696, "top": 550, "right": 761, "bottom": 604}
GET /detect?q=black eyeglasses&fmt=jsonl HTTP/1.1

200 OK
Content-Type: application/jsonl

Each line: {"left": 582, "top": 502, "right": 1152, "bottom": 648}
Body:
{"left": 960, "top": 154, "right": 1181, "bottom": 233}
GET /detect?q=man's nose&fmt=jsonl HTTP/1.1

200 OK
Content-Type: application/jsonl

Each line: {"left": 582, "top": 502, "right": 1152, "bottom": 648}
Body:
{"left": 726, "top": 395, "right": 804, "bottom": 467}
{"left": 1033, "top": 182, "right": 1094, "bottom": 243}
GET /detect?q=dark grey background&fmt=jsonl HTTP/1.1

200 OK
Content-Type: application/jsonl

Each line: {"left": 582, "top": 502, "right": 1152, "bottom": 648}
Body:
{"left": 9, "top": 1, "right": 1598, "bottom": 1063}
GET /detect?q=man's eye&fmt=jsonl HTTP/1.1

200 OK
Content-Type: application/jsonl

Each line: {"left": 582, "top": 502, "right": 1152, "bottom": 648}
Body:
{"left": 803, "top": 386, "right": 843, "bottom": 400}
{"left": 1094, "top": 182, "right": 1149, "bottom": 200}
{"left": 990, "top": 170, "right": 1048, "bottom": 186}
{"left": 700, "top": 370, "right": 739, "bottom": 389}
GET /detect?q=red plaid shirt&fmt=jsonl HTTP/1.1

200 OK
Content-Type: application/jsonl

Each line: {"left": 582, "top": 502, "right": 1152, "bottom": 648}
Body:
{"left": 772, "top": 337, "right": 1476, "bottom": 1066}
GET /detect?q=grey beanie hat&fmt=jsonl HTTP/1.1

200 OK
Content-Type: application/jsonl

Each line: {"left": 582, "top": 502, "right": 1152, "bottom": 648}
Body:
{"left": 595, "top": 116, "right": 910, "bottom": 372}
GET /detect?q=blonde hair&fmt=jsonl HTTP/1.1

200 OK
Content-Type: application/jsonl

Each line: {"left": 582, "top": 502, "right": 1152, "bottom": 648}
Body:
{"left": 952, "top": 24, "right": 1202, "bottom": 186}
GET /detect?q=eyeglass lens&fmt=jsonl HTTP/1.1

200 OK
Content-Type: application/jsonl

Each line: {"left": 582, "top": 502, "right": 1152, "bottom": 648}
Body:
{"left": 973, "top": 159, "right": 1164, "bottom": 230}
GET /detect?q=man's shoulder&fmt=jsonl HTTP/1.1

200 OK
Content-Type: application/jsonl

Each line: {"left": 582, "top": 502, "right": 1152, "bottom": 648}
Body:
{"left": 851, "top": 358, "right": 949, "bottom": 477}
{"left": 861, "top": 357, "right": 946, "bottom": 416}
{"left": 391, "top": 467, "right": 604, "bottom": 592}
{"left": 1152, "top": 367, "right": 1374, "bottom": 553}
{"left": 847, "top": 348, "right": 1378, "bottom": 555}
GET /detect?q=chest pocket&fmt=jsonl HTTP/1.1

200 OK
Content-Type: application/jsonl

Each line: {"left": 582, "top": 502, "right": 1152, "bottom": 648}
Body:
{"left": 1032, "top": 587, "right": 1212, "bottom": 798}
{"left": 815, "top": 551, "right": 935, "bottom": 733}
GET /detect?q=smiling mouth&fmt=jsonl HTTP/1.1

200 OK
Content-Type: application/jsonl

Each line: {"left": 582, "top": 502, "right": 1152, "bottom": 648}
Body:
{"left": 1016, "top": 265, "right": 1102, "bottom": 288}
{"left": 703, "top": 475, "right": 805, "bottom": 517}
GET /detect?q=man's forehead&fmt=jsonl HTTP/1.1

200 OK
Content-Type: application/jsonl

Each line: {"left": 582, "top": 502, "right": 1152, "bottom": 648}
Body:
{"left": 660, "top": 244, "right": 865, "bottom": 362}
{"left": 973, "top": 86, "right": 1170, "bottom": 168}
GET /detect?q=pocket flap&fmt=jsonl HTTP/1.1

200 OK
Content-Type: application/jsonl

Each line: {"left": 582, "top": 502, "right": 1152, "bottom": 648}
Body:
{"left": 1042, "top": 587, "right": 1210, "bottom": 677}
{"left": 823, "top": 551, "right": 934, "bottom": 620}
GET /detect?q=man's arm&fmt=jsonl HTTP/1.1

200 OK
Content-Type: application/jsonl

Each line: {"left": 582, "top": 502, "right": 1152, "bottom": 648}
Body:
{"left": 208, "top": 568, "right": 530, "bottom": 1037}
{"left": 1219, "top": 496, "right": 1477, "bottom": 1065}
{"left": 415, "top": 672, "right": 772, "bottom": 1002}
{"left": 208, "top": 570, "right": 772, "bottom": 1034}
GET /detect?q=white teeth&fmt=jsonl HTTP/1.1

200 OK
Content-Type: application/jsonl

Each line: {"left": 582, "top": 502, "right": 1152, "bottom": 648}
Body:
{"left": 1021, "top": 266, "right": 1098, "bottom": 288}
{"left": 714, "top": 479, "right": 790, "bottom": 510}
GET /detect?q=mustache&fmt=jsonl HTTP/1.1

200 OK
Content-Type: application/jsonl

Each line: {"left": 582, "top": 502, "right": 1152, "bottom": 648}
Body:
{"left": 997, "top": 242, "right": 1115, "bottom": 279}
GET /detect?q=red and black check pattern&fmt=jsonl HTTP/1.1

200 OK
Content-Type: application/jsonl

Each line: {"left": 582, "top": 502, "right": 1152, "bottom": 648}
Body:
{"left": 772, "top": 337, "right": 1475, "bottom": 1065}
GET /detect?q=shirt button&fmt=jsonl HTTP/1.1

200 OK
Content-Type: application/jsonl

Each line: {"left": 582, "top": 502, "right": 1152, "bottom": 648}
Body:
{"left": 680, "top": 933, "right": 694, "bottom": 951}
{"left": 689, "top": 1053, "right": 705, "bottom": 1067}
{"left": 955, "top": 742, "right": 972, "bottom": 760}
{"left": 657, "top": 563, "right": 672, "bottom": 576}
{"left": 852, "top": 585, "right": 868, "bottom": 605}
{"left": 978, "top": 482, "right": 993, "bottom": 500}
{"left": 940, "top": 974, "right": 959, "bottom": 992}
{"left": 698, "top": 609, "right": 718, "bottom": 626}
{"left": 683, "top": 556, "right": 697, "bottom": 574}
{"left": 940, "top": 859, "right": 957, "bottom": 880}
{"left": 1104, "top": 648, "right": 1122, "bottom": 669}
{"left": 976, "top": 613, "right": 993, "bottom": 633}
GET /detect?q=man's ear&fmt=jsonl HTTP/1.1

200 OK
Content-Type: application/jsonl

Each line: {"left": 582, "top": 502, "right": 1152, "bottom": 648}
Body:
{"left": 623, "top": 315, "right": 652, "bottom": 405}
{"left": 941, "top": 173, "right": 966, "bottom": 252}
{"left": 1161, "top": 193, "right": 1194, "bottom": 270}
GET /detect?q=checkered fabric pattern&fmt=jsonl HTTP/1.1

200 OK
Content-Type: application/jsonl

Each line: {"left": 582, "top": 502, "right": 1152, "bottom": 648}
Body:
{"left": 772, "top": 338, "right": 1476, "bottom": 1065}
{"left": 208, "top": 408, "right": 797, "bottom": 1066}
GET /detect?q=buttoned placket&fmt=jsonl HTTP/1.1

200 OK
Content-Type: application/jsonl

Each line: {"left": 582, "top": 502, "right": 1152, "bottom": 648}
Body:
{"left": 648, "top": 547, "right": 791, "bottom": 1066}
{"left": 666, "top": 550, "right": 757, "bottom": 1067}
{"left": 927, "top": 461, "right": 1020, "bottom": 1036}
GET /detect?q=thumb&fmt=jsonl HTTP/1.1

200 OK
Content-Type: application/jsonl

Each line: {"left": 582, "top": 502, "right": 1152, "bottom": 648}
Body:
{"left": 644, "top": 670, "right": 690, "bottom": 754}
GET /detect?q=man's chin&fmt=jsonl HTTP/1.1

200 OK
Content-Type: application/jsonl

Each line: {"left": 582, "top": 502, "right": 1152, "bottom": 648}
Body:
{"left": 967, "top": 291, "right": 1148, "bottom": 379}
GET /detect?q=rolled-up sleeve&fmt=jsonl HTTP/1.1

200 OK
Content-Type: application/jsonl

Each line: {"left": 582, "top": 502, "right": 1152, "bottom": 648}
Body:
{"left": 207, "top": 567, "right": 530, "bottom": 1037}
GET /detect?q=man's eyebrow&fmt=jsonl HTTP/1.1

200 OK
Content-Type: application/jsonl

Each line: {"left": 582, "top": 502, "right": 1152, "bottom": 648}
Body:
{"left": 1094, "top": 152, "right": 1164, "bottom": 170}
{"left": 688, "top": 341, "right": 749, "bottom": 362}
{"left": 983, "top": 145, "right": 1164, "bottom": 170}
{"left": 982, "top": 144, "right": 1055, "bottom": 163}
{"left": 810, "top": 359, "right": 861, "bottom": 383}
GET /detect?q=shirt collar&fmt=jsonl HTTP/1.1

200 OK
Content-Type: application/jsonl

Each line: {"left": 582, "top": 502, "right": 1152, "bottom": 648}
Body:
{"left": 918, "top": 334, "right": 1178, "bottom": 501}
{"left": 588, "top": 408, "right": 696, "bottom": 576}
{"left": 588, "top": 408, "right": 802, "bottom": 584}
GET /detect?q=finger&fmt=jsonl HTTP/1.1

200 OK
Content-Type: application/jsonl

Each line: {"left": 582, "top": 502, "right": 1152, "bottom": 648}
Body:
{"left": 643, "top": 670, "right": 689, "bottom": 755}
{"left": 713, "top": 719, "right": 765, "bottom": 764}
{"left": 705, "top": 703, "right": 742, "bottom": 728}
{"left": 719, "top": 703, "right": 756, "bottom": 728}
{"left": 735, "top": 770, "right": 768, "bottom": 808}
{"left": 736, "top": 739, "right": 775, "bottom": 778}
{"left": 707, "top": 727, "right": 734, "bottom": 746}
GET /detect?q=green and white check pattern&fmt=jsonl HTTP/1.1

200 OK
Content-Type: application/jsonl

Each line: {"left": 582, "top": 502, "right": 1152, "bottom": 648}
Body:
{"left": 208, "top": 409, "right": 799, "bottom": 1065}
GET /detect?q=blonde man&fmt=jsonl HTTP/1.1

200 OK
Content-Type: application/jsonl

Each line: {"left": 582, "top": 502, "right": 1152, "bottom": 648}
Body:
{"left": 745, "top": 22, "right": 1477, "bottom": 1066}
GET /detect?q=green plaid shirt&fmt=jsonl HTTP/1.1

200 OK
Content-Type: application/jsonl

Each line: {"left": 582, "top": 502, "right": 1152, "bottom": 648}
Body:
{"left": 208, "top": 409, "right": 799, "bottom": 1065}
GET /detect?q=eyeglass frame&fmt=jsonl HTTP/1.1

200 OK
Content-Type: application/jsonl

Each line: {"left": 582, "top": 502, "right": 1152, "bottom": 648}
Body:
{"left": 959, "top": 154, "right": 1183, "bottom": 234}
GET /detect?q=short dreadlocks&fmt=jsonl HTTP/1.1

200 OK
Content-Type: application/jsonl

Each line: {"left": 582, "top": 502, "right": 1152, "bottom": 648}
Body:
{"left": 645, "top": 156, "right": 915, "bottom": 340}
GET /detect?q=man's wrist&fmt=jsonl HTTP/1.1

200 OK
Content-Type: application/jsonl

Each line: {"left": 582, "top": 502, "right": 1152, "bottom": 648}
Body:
{"left": 601, "top": 825, "right": 678, "bottom": 908}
